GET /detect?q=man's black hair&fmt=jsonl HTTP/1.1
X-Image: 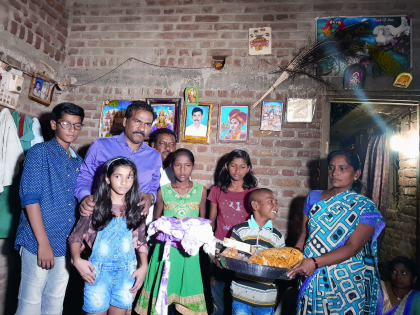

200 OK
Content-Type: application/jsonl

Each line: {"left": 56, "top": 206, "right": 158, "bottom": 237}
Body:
{"left": 191, "top": 107, "right": 203, "bottom": 116}
{"left": 149, "top": 128, "right": 177, "bottom": 146}
{"left": 51, "top": 102, "right": 85, "bottom": 122}
{"left": 125, "top": 101, "right": 157, "bottom": 121}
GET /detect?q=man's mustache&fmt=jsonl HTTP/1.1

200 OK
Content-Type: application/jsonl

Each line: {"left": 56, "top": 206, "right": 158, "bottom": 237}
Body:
{"left": 133, "top": 131, "right": 146, "bottom": 137}
{"left": 193, "top": 119, "right": 200, "bottom": 122}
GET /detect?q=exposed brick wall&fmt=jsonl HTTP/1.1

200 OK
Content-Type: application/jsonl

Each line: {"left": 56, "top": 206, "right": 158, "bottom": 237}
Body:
{"left": 3, "top": 0, "right": 68, "bottom": 63}
{"left": 380, "top": 110, "right": 418, "bottom": 265}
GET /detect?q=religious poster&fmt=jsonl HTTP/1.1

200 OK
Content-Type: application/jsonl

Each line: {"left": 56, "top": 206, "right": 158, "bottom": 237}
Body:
{"left": 260, "top": 101, "right": 283, "bottom": 131}
{"left": 218, "top": 104, "right": 249, "bottom": 143}
{"left": 100, "top": 99, "right": 136, "bottom": 138}
{"left": 249, "top": 27, "right": 271, "bottom": 55}
{"left": 316, "top": 16, "right": 412, "bottom": 76}
{"left": 147, "top": 98, "right": 180, "bottom": 138}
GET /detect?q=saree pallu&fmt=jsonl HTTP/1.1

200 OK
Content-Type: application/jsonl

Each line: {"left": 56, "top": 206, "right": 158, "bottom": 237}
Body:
{"left": 384, "top": 290, "right": 420, "bottom": 315}
{"left": 297, "top": 190, "right": 385, "bottom": 315}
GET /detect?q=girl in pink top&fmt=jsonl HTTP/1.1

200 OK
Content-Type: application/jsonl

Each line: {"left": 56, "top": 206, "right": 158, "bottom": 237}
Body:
{"left": 207, "top": 149, "right": 258, "bottom": 315}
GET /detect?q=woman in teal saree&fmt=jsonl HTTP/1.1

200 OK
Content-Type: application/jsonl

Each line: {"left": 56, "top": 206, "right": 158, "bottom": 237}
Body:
{"left": 288, "top": 150, "right": 385, "bottom": 315}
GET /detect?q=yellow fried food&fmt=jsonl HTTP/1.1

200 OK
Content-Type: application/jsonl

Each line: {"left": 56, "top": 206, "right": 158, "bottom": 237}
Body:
{"left": 249, "top": 247, "right": 304, "bottom": 269}
{"left": 222, "top": 248, "right": 239, "bottom": 258}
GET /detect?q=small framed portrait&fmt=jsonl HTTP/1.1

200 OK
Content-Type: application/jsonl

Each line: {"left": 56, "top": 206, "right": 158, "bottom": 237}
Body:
{"left": 218, "top": 104, "right": 249, "bottom": 143}
{"left": 180, "top": 101, "right": 213, "bottom": 144}
{"left": 28, "top": 74, "right": 54, "bottom": 106}
{"left": 184, "top": 86, "right": 199, "bottom": 105}
{"left": 146, "top": 98, "right": 181, "bottom": 140}
{"left": 261, "top": 101, "right": 283, "bottom": 131}
{"left": 343, "top": 64, "right": 367, "bottom": 89}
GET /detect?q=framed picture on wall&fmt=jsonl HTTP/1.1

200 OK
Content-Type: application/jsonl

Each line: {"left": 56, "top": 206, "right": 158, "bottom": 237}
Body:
{"left": 180, "top": 101, "right": 213, "bottom": 144}
{"left": 28, "top": 74, "right": 54, "bottom": 106}
{"left": 146, "top": 98, "right": 181, "bottom": 141}
{"left": 260, "top": 101, "right": 283, "bottom": 131}
{"left": 217, "top": 104, "right": 249, "bottom": 143}
{"left": 99, "top": 99, "right": 143, "bottom": 138}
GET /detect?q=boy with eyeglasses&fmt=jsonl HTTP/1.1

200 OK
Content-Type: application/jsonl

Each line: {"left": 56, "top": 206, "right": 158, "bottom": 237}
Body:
{"left": 14, "top": 102, "right": 84, "bottom": 315}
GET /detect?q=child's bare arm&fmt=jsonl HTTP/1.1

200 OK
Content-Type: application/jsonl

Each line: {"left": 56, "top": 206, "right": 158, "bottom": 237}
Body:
{"left": 26, "top": 203, "right": 54, "bottom": 270}
{"left": 130, "top": 252, "right": 148, "bottom": 293}
{"left": 199, "top": 186, "right": 207, "bottom": 218}
{"left": 70, "top": 242, "right": 96, "bottom": 284}
{"left": 209, "top": 202, "right": 218, "bottom": 230}
{"left": 154, "top": 188, "right": 164, "bottom": 219}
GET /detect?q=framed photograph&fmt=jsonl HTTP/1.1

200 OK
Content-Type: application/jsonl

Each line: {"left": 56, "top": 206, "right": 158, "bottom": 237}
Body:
{"left": 286, "top": 98, "right": 315, "bottom": 123}
{"left": 146, "top": 98, "right": 181, "bottom": 140}
{"left": 28, "top": 74, "right": 54, "bottom": 106}
{"left": 218, "top": 104, "right": 249, "bottom": 143}
{"left": 180, "top": 101, "right": 213, "bottom": 144}
{"left": 261, "top": 101, "right": 283, "bottom": 131}
{"left": 184, "top": 86, "right": 199, "bottom": 105}
{"left": 100, "top": 99, "right": 141, "bottom": 138}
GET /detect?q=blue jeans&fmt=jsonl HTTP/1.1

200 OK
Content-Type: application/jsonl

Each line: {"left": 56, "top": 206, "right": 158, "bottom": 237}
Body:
{"left": 16, "top": 247, "right": 70, "bottom": 315}
{"left": 232, "top": 300, "right": 274, "bottom": 315}
{"left": 83, "top": 217, "right": 137, "bottom": 313}
{"left": 210, "top": 263, "right": 232, "bottom": 315}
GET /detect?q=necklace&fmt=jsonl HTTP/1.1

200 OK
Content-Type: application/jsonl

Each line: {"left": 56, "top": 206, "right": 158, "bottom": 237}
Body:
{"left": 391, "top": 286, "right": 403, "bottom": 301}
{"left": 112, "top": 208, "right": 124, "bottom": 217}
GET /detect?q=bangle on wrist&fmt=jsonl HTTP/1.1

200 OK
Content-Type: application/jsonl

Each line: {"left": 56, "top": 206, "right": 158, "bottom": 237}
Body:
{"left": 310, "top": 257, "right": 319, "bottom": 269}
{"left": 294, "top": 246, "right": 303, "bottom": 253}
{"left": 149, "top": 193, "right": 155, "bottom": 204}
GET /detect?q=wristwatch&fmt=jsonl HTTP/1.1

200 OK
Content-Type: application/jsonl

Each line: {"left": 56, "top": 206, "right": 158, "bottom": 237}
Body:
{"left": 149, "top": 193, "right": 155, "bottom": 204}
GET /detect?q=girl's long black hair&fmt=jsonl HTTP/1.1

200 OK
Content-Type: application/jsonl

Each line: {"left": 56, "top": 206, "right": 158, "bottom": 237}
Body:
{"left": 217, "top": 149, "right": 258, "bottom": 193}
{"left": 327, "top": 150, "right": 362, "bottom": 193}
{"left": 92, "top": 157, "right": 144, "bottom": 231}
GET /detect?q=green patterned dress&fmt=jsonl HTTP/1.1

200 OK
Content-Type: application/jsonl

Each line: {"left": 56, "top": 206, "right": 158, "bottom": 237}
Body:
{"left": 135, "top": 182, "right": 207, "bottom": 315}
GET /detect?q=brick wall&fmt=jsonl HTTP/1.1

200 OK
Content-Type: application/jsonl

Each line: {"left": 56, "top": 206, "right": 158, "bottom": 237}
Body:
{"left": 380, "top": 110, "right": 418, "bottom": 265}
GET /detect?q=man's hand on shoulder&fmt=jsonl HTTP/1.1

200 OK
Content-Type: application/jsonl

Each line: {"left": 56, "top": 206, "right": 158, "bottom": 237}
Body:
{"left": 80, "top": 195, "right": 96, "bottom": 217}
{"left": 138, "top": 193, "right": 153, "bottom": 216}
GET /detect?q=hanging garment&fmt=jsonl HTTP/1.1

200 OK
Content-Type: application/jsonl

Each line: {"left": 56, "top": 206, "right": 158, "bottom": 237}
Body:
{"left": 31, "top": 117, "right": 44, "bottom": 146}
{"left": 12, "top": 112, "right": 34, "bottom": 153}
{"left": 0, "top": 109, "right": 24, "bottom": 193}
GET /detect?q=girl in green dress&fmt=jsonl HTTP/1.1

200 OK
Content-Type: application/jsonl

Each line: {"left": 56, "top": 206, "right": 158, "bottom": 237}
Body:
{"left": 136, "top": 148, "right": 208, "bottom": 315}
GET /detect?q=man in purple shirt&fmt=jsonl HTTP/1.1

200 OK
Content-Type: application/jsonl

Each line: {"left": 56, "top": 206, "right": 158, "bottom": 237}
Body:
{"left": 75, "top": 101, "right": 161, "bottom": 216}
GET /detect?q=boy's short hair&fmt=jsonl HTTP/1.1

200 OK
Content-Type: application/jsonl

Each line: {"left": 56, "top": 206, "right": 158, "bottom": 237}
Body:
{"left": 248, "top": 188, "right": 274, "bottom": 210}
{"left": 126, "top": 101, "right": 157, "bottom": 121}
{"left": 51, "top": 102, "right": 85, "bottom": 122}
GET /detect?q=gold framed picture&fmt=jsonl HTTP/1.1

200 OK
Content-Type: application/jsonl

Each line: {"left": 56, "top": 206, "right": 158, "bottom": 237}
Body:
{"left": 180, "top": 101, "right": 213, "bottom": 144}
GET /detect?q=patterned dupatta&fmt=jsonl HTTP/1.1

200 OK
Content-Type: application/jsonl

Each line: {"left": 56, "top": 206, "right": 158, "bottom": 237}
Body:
{"left": 384, "top": 290, "right": 420, "bottom": 315}
{"left": 298, "top": 190, "right": 385, "bottom": 315}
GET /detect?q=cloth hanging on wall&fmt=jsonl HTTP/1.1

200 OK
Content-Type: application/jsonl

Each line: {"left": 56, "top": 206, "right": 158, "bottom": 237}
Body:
{"left": 31, "top": 117, "right": 44, "bottom": 146}
{"left": 0, "top": 109, "right": 24, "bottom": 193}
{"left": 12, "top": 112, "right": 34, "bottom": 152}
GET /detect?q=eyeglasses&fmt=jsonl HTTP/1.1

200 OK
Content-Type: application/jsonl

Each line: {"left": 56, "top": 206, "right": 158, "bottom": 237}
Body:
{"left": 57, "top": 121, "right": 84, "bottom": 130}
{"left": 157, "top": 141, "right": 176, "bottom": 148}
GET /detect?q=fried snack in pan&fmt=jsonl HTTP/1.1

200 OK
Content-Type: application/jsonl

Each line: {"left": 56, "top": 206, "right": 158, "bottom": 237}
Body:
{"left": 249, "top": 247, "right": 304, "bottom": 269}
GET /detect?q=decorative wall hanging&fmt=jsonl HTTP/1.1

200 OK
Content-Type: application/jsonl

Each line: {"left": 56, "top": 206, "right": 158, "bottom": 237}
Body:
{"left": 316, "top": 16, "right": 412, "bottom": 76}
{"left": 180, "top": 101, "right": 213, "bottom": 145}
{"left": 184, "top": 86, "right": 198, "bottom": 106}
{"left": 146, "top": 98, "right": 180, "bottom": 140}
{"left": 100, "top": 99, "right": 142, "bottom": 138}
{"left": 249, "top": 27, "right": 271, "bottom": 55}
{"left": 393, "top": 72, "right": 413, "bottom": 88}
{"left": 343, "top": 64, "right": 367, "bottom": 89}
{"left": 0, "top": 62, "right": 23, "bottom": 109}
{"left": 286, "top": 98, "right": 315, "bottom": 123}
{"left": 218, "top": 104, "right": 249, "bottom": 143}
{"left": 260, "top": 101, "right": 283, "bottom": 131}
{"left": 28, "top": 74, "right": 54, "bottom": 106}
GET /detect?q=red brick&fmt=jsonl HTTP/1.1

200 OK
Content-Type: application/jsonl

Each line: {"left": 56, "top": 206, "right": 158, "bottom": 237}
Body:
{"left": 253, "top": 168, "right": 279, "bottom": 176}
{"left": 273, "top": 179, "right": 301, "bottom": 187}
{"left": 274, "top": 160, "right": 302, "bottom": 167}
{"left": 308, "top": 141, "right": 320, "bottom": 148}
{"left": 275, "top": 140, "right": 303, "bottom": 148}
{"left": 283, "top": 190, "right": 295, "bottom": 197}
{"left": 282, "top": 169, "right": 295, "bottom": 176}
{"left": 259, "top": 158, "right": 272, "bottom": 166}
{"left": 10, "top": 21, "right": 18, "bottom": 35}
{"left": 298, "top": 131, "right": 321, "bottom": 139}
{"left": 211, "top": 147, "right": 234, "bottom": 155}
{"left": 261, "top": 139, "right": 274, "bottom": 147}
{"left": 76, "top": 57, "right": 83, "bottom": 66}
{"left": 19, "top": 25, "right": 25, "bottom": 39}
{"left": 252, "top": 149, "right": 278, "bottom": 157}
{"left": 13, "top": 12, "right": 21, "bottom": 23}
{"left": 297, "top": 151, "right": 320, "bottom": 158}
{"left": 195, "top": 15, "right": 220, "bottom": 23}
{"left": 26, "top": 30, "right": 33, "bottom": 44}
{"left": 71, "top": 25, "right": 86, "bottom": 32}
{"left": 281, "top": 130, "right": 295, "bottom": 137}
{"left": 177, "top": 24, "right": 199, "bottom": 31}
{"left": 280, "top": 150, "right": 294, "bottom": 157}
